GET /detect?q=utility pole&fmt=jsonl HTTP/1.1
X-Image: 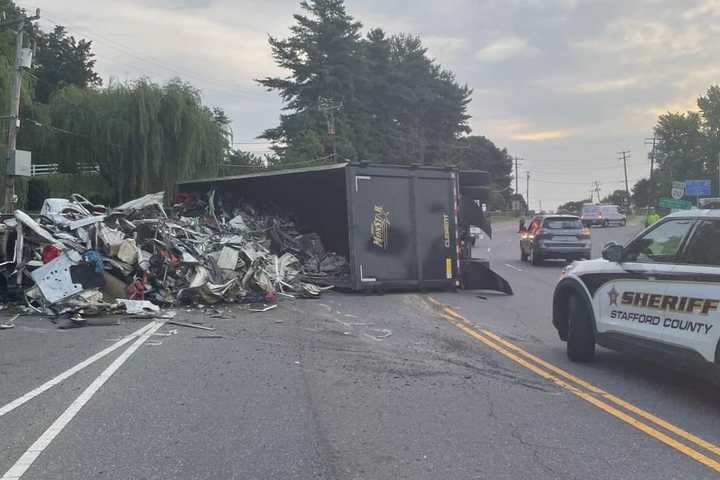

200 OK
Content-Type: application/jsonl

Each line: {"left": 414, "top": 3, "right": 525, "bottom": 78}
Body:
{"left": 644, "top": 136, "right": 658, "bottom": 208}
{"left": 526, "top": 171, "right": 530, "bottom": 215}
{"left": 1, "top": 8, "right": 40, "bottom": 212}
{"left": 319, "top": 97, "right": 342, "bottom": 162}
{"left": 618, "top": 150, "right": 631, "bottom": 208}
{"left": 514, "top": 157, "right": 523, "bottom": 195}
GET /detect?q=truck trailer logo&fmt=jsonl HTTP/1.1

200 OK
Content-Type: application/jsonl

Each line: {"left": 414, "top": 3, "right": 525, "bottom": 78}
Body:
{"left": 371, "top": 206, "right": 391, "bottom": 249}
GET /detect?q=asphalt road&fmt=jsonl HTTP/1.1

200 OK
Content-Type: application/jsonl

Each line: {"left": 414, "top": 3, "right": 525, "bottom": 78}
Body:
{"left": 2, "top": 221, "right": 720, "bottom": 479}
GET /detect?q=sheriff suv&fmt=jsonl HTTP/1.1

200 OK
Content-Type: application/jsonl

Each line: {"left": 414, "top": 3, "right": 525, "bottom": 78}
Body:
{"left": 552, "top": 210, "right": 720, "bottom": 376}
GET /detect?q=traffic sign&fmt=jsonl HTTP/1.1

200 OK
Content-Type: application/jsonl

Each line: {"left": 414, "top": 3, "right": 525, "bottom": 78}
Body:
{"left": 671, "top": 181, "right": 685, "bottom": 200}
{"left": 685, "top": 179, "right": 711, "bottom": 196}
{"left": 659, "top": 197, "right": 693, "bottom": 210}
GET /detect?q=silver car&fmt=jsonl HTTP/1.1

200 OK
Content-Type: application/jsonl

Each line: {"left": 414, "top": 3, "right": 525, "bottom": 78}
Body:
{"left": 520, "top": 215, "right": 592, "bottom": 265}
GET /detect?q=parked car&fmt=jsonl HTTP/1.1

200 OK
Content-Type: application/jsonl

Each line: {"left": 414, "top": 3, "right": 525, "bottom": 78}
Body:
{"left": 552, "top": 209, "right": 720, "bottom": 380}
{"left": 520, "top": 215, "right": 591, "bottom": 265}
{"left": 581, "top": 204, "right": 626, "bottom": 227}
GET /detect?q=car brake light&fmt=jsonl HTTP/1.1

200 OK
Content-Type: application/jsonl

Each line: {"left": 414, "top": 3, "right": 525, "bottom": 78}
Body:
{"left": 581, "top": 228, "right": 591, "bottom": 236}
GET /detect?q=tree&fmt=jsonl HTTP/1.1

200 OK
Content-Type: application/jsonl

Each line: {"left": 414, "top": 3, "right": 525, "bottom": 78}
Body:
{"left": 450, "top": 135, "right": 513, "bottom": 209}
{"left": 557, "top": 199, "right": 590, "bottom": 215}
{"left": 601, "top": 189, "right": 630, "bottom": 207}
{"left": 257, "top": 0, "right": 362, "bottom": 163}
{"left": 227, "top": 150, "right": 265, "bottom": 168}
{"left": 33, "top": 25, "right": 101, "bottom": 103}
{"left": 632, "top": 178, "right": 652, "bottom": 208}
{"left": 649, "top": 85, "right": 720, "bottom": 198}
{"left": 258, "top": 0, "right": 472, "bottom": 166}
{"left": 37, "top": 79, "right": 228, "bottom": 202}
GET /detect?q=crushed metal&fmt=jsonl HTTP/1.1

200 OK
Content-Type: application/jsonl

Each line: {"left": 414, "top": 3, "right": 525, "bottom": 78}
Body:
{"left": 0, "top": 191, "right": 348, "bottom": 327}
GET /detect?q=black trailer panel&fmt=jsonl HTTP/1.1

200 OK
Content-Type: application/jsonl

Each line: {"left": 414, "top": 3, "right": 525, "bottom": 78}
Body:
{"left": 346, "top": 165, "right": 457, "bottom": 291}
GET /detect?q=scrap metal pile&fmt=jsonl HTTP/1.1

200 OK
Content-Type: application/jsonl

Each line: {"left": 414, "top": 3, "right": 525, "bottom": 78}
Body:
{"left": 1, "top": 192, "right": 349, "bottom": 320}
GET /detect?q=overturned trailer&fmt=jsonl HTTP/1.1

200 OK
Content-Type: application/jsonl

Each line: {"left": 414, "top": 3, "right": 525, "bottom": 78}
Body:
{"left": 177, "top": 163, "right": 512, "bottom": 294}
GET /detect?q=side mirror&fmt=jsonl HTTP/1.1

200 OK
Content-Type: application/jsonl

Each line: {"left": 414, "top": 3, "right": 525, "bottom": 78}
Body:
{"left": 602, "top": 242, "right": 623, "bottom": 262}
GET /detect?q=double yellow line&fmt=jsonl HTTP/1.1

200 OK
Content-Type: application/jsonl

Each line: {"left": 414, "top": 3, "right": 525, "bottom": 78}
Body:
{"left": 426, "top": 296, "right": 720, "bottom": 473}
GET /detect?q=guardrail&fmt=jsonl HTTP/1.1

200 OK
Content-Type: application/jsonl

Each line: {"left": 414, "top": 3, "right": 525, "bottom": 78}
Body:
{"left": 30, "top": 164, "right": 100, "bottom": 176}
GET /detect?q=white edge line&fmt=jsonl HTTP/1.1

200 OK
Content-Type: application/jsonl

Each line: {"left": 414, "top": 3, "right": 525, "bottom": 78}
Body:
{"left": 0, "top": 322, "right": 155, "bottom": 418}
{"left": 504, "top": 263, "right": 523, "bottom": 272}
{"left": 1, "top": 320, "right": 166, "bottom": 480}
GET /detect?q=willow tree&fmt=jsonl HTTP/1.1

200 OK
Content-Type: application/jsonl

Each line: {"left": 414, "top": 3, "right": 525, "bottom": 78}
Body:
{"left": 45, "top": 79, "right": 227, "bottom": 203}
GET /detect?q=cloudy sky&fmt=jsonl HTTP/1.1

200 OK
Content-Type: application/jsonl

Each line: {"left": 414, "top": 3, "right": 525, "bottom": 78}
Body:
{"left": 18, "top": 0, "right": 720, "bottom": 209}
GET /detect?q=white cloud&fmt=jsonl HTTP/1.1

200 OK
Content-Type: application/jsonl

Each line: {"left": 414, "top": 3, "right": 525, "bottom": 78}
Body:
{"left": 474, "top": 36, "right": 536, "bottom": 62}
{"left": 423, "top": 36, "right": 468, "bottom": 62}
{"left": 574, "top": 18, "right": 707, "bottom": 63}
{"left": 573, "top": 77, "right": 640, "bottom": 93}
{"left": 682, "top": 0, "right": 720, "bottom": 20}
{"left": 511, "top": 129, "right": 575, "bottom": 141}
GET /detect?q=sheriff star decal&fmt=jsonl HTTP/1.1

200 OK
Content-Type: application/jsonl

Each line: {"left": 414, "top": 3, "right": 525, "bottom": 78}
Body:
{"left": 608, "top": 286, "right": 619, "bottom": 306}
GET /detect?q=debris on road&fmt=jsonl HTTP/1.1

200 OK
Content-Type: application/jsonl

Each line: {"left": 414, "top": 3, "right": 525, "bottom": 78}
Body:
{"left": 0, "top": 313, "right": 18, "bottom": 329}
{"left": 0, "top": 190, "right": 347, "bottom": 327}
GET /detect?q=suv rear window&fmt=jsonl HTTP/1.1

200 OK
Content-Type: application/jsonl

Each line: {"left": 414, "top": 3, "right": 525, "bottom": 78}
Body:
{"left": 543, "top": 218, "right": 582, "bottom": 229}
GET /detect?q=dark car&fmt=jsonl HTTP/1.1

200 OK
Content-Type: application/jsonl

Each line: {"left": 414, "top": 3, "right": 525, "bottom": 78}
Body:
{"left": 520, "top": 215, "right": 591, "bottom": 265}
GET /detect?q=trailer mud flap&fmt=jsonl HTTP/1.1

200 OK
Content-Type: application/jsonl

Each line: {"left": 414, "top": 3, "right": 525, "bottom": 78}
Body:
{"left": 460, "top": 260, "right": 513, "bottom": 295}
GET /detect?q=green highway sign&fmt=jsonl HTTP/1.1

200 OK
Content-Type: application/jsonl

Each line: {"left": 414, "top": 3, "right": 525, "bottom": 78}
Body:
{"left": 659, "top": 197, "right": 693, "bottom": 210}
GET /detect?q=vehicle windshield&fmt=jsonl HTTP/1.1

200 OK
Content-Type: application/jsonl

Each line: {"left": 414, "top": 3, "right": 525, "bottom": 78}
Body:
{"left": 544, "top": 218, "right": 583, "bottom": 229}
{"left": 582, "top": 206, "right": 600, "bottom": 215}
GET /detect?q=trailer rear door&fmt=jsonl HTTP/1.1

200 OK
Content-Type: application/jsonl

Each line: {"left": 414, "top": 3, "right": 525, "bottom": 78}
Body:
{"left": 349, "top": 166, "right": 456, "bottom": 290}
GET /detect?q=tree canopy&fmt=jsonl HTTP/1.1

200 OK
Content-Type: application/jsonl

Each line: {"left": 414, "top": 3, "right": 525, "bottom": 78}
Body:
{"left": 0, "top": 0, "right": 516, "bottom": 208}
{"left": 633, "top": 84, "right": 720, "bottom": 206}
{"left": 257, "top": 0, "right": 473, "bottom": 166}
{"left": 33, "top": 26, "right": 102, "bottom": 103}
{"left": 450, "top": 136, "right": 513, "bottom": 209}
{"left": 34, "top": 79, "right": 227, "bottom": 202}
{"left": 0, "top": 1, "right": 229, "bottom": 204}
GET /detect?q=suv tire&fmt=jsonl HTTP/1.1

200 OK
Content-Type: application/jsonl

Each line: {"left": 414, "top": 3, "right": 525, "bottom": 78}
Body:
{"left": 620, "top": 218, "right": 626, "bottom": 227}
{"left": 531, "top": 249, "right": 543, "bottom": 266}
{"left": 567, "top": 294, "right": 595, "bottom": 362}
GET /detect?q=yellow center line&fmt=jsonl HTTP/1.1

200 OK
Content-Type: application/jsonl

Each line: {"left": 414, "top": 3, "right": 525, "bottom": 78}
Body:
{"left": 480, "top": 328, "right": 720, "bottom": 458}
{"left": 427, "top": 296, "right": 720, "bottom": 473}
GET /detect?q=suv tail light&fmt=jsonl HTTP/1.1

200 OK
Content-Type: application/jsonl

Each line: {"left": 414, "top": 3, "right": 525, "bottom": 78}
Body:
{"left": 579, "top": 227, "right": 591, "bottom": 239}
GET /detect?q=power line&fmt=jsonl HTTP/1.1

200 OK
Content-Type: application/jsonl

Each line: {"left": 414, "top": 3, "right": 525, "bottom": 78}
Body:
{"left": 23, "top": 117, "right": 125, "bottom": 149}
{"left": 532, "top": 178, "right": 626, "bottom": 185}
{"left": 531, "top": 164, "right": 625, "bottom": 173}
{"left": 35, "top": 14, "right": 262, "bottom": 102}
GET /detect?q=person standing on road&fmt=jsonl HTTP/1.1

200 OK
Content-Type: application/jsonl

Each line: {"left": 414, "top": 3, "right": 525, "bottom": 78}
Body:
{"left": 646, "top": 209, "right": 660, "bottom": 227}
